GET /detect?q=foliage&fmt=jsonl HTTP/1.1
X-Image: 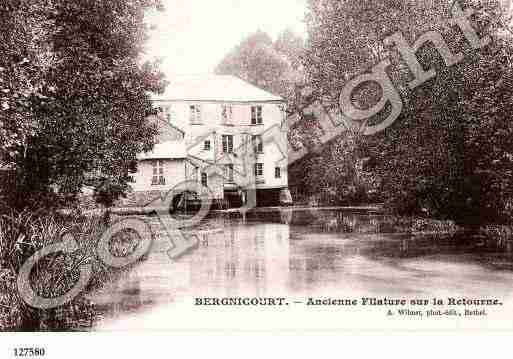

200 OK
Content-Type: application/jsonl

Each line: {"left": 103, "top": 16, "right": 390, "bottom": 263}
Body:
{"left": 0, "top": 210, "right": 144, "bottom": 330}
{"left": 299, "top": 0, "right": 513, "bottom": 223}
{"left": 215, "top": 29, "right": 307, "bottom": 110}
{"left": 0, "top": 0, "right": 166, "bottom": 211}
{"left": 368, "top": 36, "right": 513, "bottom": 224}
{"left": 289, "top": 129, "right": 378, "bottom": 205}
{"left": 304, "top": 0, "right": 450, "bottom": 103}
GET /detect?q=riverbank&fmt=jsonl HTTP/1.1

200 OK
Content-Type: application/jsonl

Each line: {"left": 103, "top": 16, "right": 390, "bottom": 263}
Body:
{"left": 0, "top": 213, "right": 146, "bottom": 331}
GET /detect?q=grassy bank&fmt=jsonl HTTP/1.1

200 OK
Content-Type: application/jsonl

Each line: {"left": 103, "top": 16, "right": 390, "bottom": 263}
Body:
{"left": 0, "top": 211, "right": 145, "bottom": 331}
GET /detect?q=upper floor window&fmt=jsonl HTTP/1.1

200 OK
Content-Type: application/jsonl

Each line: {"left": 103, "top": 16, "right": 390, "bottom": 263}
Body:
{"left": 152, "top": 160, "right": 165, "bottom": 185}
{"left": 251, "top": 106, "right": 263, "bottom": 125}
{"left": 222, "top": 135, "right": 234, "bottom": 153}
{"left": 190, "top": 105, "right": 202, "bottom": 124}
{"left": 204, "top": 140, "right": 211, "bottom": 151}
{"left": 252, "top": 135, "right": 263, "bottom": 154}
{"left": 254, "top": 163, "right": 264, "bottom": 177}
{"left": 275, "top": 167, "right": 281, "bottom": 179}
{"left": 222, "top": 104, "right": 233, "bottom": 125}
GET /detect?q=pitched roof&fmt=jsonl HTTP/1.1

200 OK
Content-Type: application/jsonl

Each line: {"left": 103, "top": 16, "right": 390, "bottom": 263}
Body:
{"left": 153, "top": 75, "right": 284, "bottom": 103}
{"left": 137, "top": 141, "right": 187, "bottom": 160}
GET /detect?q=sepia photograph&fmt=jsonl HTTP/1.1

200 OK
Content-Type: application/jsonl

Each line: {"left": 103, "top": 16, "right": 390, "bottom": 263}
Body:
{"left": 2, "top": 0, "right": 513, "bottom": 354}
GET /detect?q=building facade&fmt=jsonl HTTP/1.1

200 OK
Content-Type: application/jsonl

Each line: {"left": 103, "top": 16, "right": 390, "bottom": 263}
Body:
{"left": 132, "top": 141, "right": 187, "bottom": 193}
{"left": 146, "top": 75, "right": 292, "bottom": 207}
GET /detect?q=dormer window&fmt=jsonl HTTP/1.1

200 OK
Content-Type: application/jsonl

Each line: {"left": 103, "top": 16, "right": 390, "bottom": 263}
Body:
{"left": 222, "top": 104, "right": 233, "bottom": 125}
{"left": 251, "top": 106, "right": 263, "bottom": 125}
{"left": 190, "top": 105, "right": 202, "bottom": 124}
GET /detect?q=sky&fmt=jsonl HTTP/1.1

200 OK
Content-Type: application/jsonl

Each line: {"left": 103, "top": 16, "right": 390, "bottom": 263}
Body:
{"left": 144, "top": 0, "right": 308, "bottom": 78}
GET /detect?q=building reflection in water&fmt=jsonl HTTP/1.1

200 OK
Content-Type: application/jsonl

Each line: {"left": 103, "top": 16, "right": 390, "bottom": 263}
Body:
{"left": 189, "top": 221, "right": 291, "bottom": 297}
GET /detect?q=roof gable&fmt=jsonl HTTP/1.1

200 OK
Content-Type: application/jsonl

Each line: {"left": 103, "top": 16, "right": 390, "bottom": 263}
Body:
{"left": 138, "top": 141, "right": 187, "bottom": 160}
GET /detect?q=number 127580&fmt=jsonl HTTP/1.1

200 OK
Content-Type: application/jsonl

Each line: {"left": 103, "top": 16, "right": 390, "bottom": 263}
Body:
{"left": 13, "top": 348, "right": 46, "bottom": 357}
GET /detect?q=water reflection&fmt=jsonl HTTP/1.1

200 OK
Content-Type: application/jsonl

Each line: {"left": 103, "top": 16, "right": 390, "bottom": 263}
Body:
{"left": 90, "top": 208, "right": 513, "bottom": 328}
{"left": 189, "top": 223, "right": 290, "bottom": 297}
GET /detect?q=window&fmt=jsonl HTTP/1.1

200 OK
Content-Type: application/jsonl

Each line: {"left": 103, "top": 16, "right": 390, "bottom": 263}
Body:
{"left": 190, "top": 105, "right": 202, "bottom": 124}
{"left": 252, "top": 135, "right": 263, "bottom": 153}
{"left": 201, "top": 172, "right": 208, "bottom": 187}
{"left": 151, "top": 160, "right": 165, "bottom": 185}
{"left": 275, "top": 167, "right": 281, "bottom": 179}
{"left": 204, "top": 140, "right": 211, "bottom": 151}
{"left": 251, "top": 106, "right": 263, "bottom": 125}
{"left": 224, "top": 164, "right": 234, "bottom": 182}
{"left": 254, "top": 163, "right": 264, "bottom": 177}
{"left": 222, "top": 135, "right": 234, "bottom": 153}
{"left": 222, "top": 105, "right": 233, "bottom": 125}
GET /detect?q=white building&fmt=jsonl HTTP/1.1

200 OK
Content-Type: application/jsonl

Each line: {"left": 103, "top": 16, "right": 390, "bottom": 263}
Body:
{"left": 132, "top": 141, "right": 187, "bottom": 192}
{"left": 132, "top": 75, "right": 292, "bottom": 208}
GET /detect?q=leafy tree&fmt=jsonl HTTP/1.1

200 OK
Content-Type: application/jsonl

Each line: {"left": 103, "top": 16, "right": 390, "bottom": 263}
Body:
{"left": 215, "top": 30, "right": 306, "bottom": 108}
{"left": 274, "top": 29, "right": 306, "bottom": 69}
{"left": 0, "top": 0, "right": 50, "bottom": 168}
{"left": 298, "top": 0, "right": 513, "bottom": 218}
{"left": 0, "top": 0, "right": 166, "bottom": 211}
{"left": 353, "top": 0, "right": 513, "bottom": 225}
{"left": 368, "top": 33, "right": 513, "bottom": 225}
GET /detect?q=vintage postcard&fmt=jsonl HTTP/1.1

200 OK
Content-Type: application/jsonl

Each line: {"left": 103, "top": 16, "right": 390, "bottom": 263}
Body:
{"left": 2, "top": 0, "right": 513, "bottom": 356}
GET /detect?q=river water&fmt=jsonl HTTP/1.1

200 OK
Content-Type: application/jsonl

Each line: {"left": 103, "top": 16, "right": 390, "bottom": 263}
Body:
{"left": 89, "top": 208, "right": 513, "bottom": 331}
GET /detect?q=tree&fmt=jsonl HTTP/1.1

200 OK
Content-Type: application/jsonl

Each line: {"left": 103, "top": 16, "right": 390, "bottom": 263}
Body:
{"left": 0, "top": 0, "right": 54, "bottom": 211}
{"left": 0, "top": 0, "right": 167, "bottom": 211}
{"left": 274, "top": 29, "right": 306, "bottom": 69}
{"left": 304, "top": 0, "right": 451, "bottom": 100}
{"left": 299, "top": 0, "right": 513, "bottom": 217}
{"left": 0, "top": 0, "right": 51, "bottom": 166}
{"left": 215, "top": 30, "right": 306, "bottom": 107}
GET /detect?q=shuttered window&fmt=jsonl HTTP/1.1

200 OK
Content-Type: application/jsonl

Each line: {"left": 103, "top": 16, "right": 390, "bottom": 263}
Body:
{"left": 251, "top": 106, "right": 263, "bottom": 125}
